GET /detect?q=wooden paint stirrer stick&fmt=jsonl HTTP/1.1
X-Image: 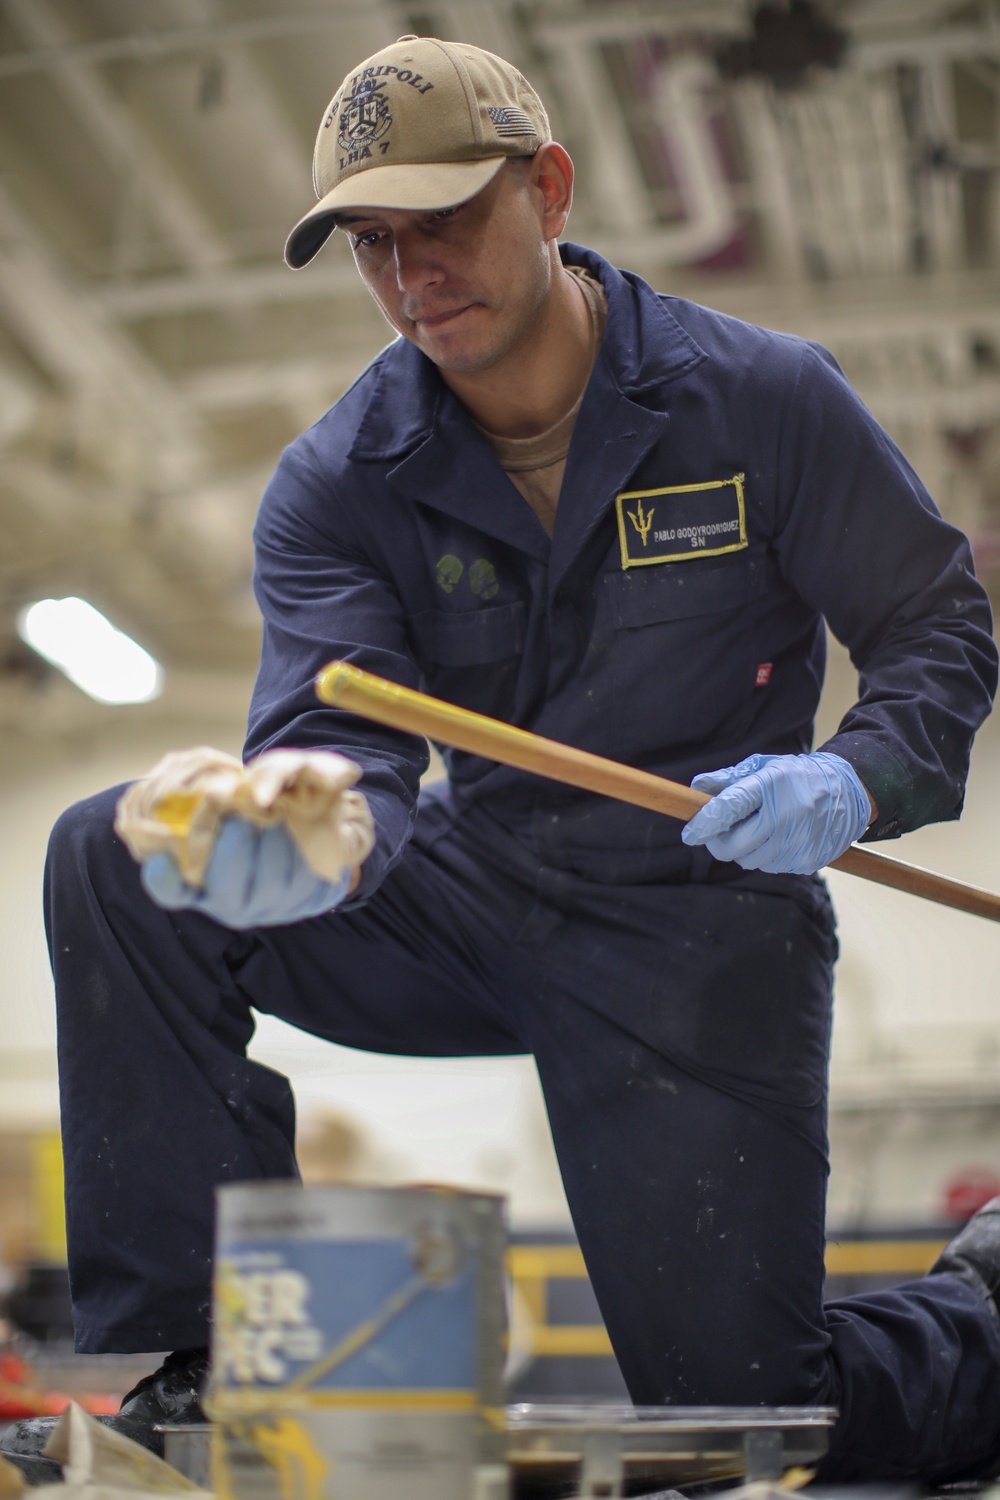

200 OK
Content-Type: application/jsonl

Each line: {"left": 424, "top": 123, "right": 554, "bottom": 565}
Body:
{"left": 315, "top": 660, "right": 1000, "bottom": 925}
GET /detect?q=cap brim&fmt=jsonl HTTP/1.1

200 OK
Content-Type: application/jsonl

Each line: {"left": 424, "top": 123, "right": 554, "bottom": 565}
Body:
{"left": 284, "top": 157, "right": 507, "bottom": 269}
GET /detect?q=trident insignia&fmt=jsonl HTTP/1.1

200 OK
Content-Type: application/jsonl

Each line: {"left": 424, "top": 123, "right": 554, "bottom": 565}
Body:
{"left": 627, "top": 500, "right": 655, "bottom": 547}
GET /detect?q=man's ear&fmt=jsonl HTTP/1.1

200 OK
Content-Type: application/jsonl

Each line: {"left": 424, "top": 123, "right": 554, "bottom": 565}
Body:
{"left": 530, "top": 143, "right": 575, "bottom": 241}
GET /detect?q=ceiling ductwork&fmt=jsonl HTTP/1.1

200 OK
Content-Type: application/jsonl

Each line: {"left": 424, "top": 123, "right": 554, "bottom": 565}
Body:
{"left": 0, "top": 0, "right": 996, "bottom": 727}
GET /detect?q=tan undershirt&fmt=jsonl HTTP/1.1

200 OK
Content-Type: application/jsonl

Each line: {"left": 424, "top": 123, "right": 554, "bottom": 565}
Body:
{"left": 475, "top": 267, "right": 608, "bottom": 538}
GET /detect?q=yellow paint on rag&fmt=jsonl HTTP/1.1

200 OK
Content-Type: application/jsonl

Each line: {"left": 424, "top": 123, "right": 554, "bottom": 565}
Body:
{"left": 114, "top": 747, "right": 373, "bottom": 888}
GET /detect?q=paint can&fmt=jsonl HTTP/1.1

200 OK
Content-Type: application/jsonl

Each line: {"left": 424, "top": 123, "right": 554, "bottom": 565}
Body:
{"left": 206, "top": 1181, "right": 507, "bottom": 1500}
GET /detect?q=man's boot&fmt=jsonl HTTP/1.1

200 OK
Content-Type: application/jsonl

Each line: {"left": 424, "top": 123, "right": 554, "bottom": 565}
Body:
{"left": 0, "top": 1347, "right": 209, "bottom": 1484}
{"left": 929, "top": 1196, "right": 1000, "bottom": 1313}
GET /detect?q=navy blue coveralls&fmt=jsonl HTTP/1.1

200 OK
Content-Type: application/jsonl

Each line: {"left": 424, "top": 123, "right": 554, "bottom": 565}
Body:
{"left": 48, "top": 246, "right": 1000, "bottom": 1482}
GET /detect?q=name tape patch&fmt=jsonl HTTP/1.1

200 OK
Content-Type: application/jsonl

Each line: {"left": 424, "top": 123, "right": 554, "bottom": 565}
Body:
{"left": 615, "top": 473, "right": 747, "bottom": 570}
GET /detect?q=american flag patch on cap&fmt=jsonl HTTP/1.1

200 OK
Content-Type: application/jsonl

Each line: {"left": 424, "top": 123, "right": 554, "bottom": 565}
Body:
{"left": 487, "top": 105, "right": 536, "bottom": 137}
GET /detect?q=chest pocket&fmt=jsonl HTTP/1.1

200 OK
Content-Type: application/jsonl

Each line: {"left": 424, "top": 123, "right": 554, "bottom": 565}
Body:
{"left": 606, "top": 546, "right": 765, "bottom": 627}
{"left": 407, "top": 601, "right": 526, "bottom": 667}
{"left": 602, "top": 547, "right": 767, "bottom": 759}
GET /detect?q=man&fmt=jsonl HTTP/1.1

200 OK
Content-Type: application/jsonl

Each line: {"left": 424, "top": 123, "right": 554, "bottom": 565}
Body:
{"left": 8, "top": 35, "right": 1000, "bottom": 1484}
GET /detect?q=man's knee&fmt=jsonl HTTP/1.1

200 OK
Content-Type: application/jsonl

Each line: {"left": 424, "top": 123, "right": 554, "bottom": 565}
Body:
{"left": 48, "top": 784, "right": 129, "bottom": 874}
{"left": 45, "top": 783, "right": 149, "bottom": 949}
{"left": 624, "top": 1342, "right": 830, "bottom": 1410}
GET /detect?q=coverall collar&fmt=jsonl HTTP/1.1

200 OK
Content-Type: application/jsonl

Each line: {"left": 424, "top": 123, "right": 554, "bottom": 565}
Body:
{"left": 348, "top": 243, "right": 707, "bottom": 573}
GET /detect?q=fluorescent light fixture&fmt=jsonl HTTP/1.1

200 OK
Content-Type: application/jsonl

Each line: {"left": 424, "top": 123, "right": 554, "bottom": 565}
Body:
{"left": 17, "top": 597, "right": 163, "bottom": 705}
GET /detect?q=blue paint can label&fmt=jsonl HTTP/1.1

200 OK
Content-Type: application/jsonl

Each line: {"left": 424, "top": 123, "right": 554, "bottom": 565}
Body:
{"left": 207, "top": 1183, "right": 507, "bottom": 1500}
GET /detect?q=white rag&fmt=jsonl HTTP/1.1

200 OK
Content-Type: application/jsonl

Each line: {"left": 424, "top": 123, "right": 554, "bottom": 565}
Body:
{"left": 114, "top": 746, "right": 374, "bottom": 887}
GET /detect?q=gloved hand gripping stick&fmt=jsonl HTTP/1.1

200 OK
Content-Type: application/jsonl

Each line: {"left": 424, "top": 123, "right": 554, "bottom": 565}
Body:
{"left": 315, "top": 660, "right": 1000, "bottom": 925}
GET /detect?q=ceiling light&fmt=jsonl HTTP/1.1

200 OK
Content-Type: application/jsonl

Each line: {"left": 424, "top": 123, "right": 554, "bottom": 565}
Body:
{"left": 17, "top": 597, "right": 163, "bottom": 705}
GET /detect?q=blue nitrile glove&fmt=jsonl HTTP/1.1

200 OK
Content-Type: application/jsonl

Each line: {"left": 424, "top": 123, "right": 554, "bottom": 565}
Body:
{"left": 141, "top": 817, "right": 351, "bottom": 928}
{"left": 680, "top": 751, "right": 872, "bottom": 875}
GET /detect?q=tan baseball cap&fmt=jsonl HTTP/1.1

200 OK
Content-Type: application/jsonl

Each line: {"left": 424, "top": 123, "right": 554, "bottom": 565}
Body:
{"left": 285, "top": 36, "right": 551, "bottom": 269}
